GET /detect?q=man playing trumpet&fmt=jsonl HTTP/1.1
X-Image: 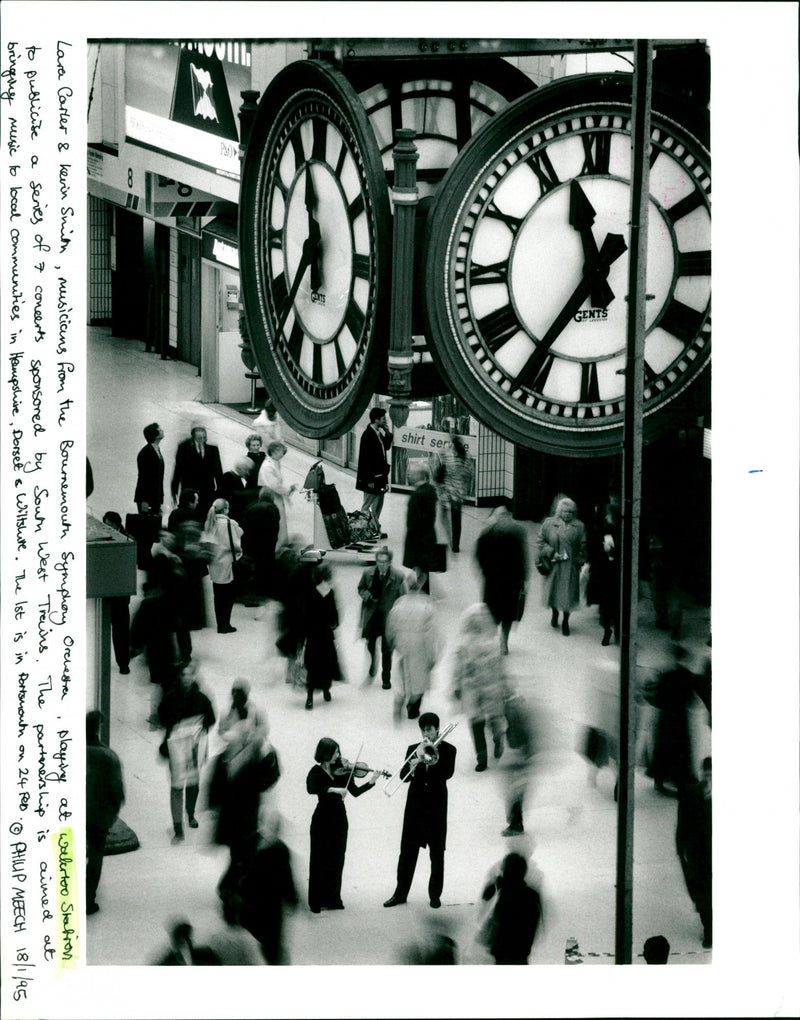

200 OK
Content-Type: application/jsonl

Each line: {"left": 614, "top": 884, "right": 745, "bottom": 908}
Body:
{"left": 383, "top": 713, "right": 457, "bottom": 910}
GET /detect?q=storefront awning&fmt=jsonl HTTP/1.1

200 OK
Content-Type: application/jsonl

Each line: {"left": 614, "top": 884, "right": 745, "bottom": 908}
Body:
{"left": 202, "top": 214, "right": 239, "bottom": 268}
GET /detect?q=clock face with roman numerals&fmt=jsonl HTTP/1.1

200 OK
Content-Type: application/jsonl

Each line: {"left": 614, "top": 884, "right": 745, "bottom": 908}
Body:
{"left": 239, "top": 60, "right": 391, "bottom": 438}
{"left": 423, "top": 74, "right": 711, "bottom": 456}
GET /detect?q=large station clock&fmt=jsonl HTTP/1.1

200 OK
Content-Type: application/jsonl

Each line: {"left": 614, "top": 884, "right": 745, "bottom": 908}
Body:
{"left": 239, "top": 60, "right": 392, "bottom": 437}
{"left": 423, "top": 73, "right": 711, "bottom": 456}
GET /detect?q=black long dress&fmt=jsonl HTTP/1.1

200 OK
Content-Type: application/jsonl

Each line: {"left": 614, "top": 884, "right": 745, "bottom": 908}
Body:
{"left": 306, "top": 764, "right": 374, "bottom": 911}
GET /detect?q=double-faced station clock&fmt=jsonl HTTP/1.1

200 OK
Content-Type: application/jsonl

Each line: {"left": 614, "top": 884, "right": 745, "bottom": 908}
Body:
{"left": 239, "top": 60, "right": 392, "bottom": 437}
{"left": 423, "top": 73, "right": 711, "bottom": 455}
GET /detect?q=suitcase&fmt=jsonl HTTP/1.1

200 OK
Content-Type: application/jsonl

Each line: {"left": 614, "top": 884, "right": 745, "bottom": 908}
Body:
{"left": 323, "top": 508, "right": 351, "bottom": 550}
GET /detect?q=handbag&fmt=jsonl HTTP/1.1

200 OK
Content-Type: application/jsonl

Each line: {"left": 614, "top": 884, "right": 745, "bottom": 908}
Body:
{"left": 286, "top": 644, "right": 308, "bottom": 689}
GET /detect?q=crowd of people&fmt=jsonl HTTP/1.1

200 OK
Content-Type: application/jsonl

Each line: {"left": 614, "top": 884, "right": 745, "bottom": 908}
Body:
{"left": 86, "top": 411, "right": 711, "bottom": 965}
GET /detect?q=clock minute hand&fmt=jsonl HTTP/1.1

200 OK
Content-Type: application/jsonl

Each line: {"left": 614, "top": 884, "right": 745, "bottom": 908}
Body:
{"left": 305, "top": 163, "right": 323, "bottom": 293}
{"left": 276, "top": 239, "right": 314, "bottom": 338}
{"left": 569, "top": 179, "right": 613, "bottom": 309}
{"left": 513, "top": 231, "right": 627, "bottom": 392}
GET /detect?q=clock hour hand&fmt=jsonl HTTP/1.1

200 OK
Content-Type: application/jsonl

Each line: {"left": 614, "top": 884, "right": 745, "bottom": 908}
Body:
{"left": 305, "top": 163, "right": 323, "bottom": 293}
{"left": 514, "top": 231, "right": 627, "bottom": 391}
{"left": 276, "top": 239, "right": 314, "bottom": 337}
{"left": 569, "top": 179, "right": 614, "bottom": 309}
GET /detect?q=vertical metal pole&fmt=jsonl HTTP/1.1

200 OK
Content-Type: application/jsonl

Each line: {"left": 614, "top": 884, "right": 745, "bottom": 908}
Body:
{"left": 387, "top": 128, "right": 419, "bottom": 429}
{"left": 616, "top": 39, "right": 653, "bottom": 965}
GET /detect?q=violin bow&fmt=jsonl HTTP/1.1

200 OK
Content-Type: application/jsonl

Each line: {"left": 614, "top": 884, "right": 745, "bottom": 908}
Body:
{"left": 345, "top": 741, "right": 364, "bottom": 788}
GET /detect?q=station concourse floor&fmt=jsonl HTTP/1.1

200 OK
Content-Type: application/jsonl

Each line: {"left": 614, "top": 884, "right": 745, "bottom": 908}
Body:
{"left": 86, "top": 326, "right": 712, "bottom": 970}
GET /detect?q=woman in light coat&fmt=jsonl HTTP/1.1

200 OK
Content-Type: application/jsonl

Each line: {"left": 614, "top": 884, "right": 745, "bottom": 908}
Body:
{"left": 451, "top": 603, "right": 507, "bottom": 772}
{"left": 386, "top": 570, "right": 438, "bottom": 720}
{"left": 536, "top": 496, "right": 587, "bottom": 636}
{"left": 203, "top": 498, "right": 243, "bottom": 634}
{"left": 258, "top": 441, "right": 297, "bottom": 548}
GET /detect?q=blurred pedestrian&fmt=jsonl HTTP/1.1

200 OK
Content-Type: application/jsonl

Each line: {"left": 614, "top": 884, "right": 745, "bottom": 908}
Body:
{"left": 86, "top": 711, "right": 125, "bottom": 915}
{"left": 451, "top": 604, "right": 506, "bottom": 773}
{"left": 171, "top": 517, "right": 211, "bottom": 632}
{"left": 243, "top": 433, "right": 266, "bottom": 489}
{"left": 475, "top": 500, "right": 529, "bottom": 653}
{"left": 171, "top": 424, "right": 224, "bottom": 518}
{"left": 240, "top": 812, "right": 299, "bottom": 965}
{"left": 386, "top": 569, "right": 438, "bottom": 721}
{"left": 537, "top": 495, "right": 587, "bottom": 636}
{"left": 167, "top": 487, "right": 201, "bottom": 533}
{"left": 643, "top": 934, "right": 671, "bottom": 964}
{"left": 206, "top": 897, "right": 263, "bottom": 965}
{"left": 306, "top": 738, "right": 380, "bottom": 913}
{"left": 241, "top": 488, "right": 281, "bottom": 604}
{"left": 478, "top": 852, "right": 543, "bottom": 965}
{"left": 676, "top": 756, "right": 712, "bottom": 948}
{"left": 254, "top": 402, "right": 283, "bottom": 449}
{"left": 274, "top": 536, "right": 315, "bottom": 663}
{"left": 101, "top": 512, "right": 132, "bottom": 675}
{"left": 258, "top": 441, "right": 298, "bottom": 547}
{"left": 303, "top": 563, "right": 341, "bottom": 710}
{"left": 203, "top": 498, "right": 243, "bottom": 634}
{"left": 213, "top": 681, "right": 279, "bottom": 905}
{"left": 383, "top": 712, "right": 456, "bottom": 910}
{"left": 158, "top": 662, "right": 216, "bottom": 843}
{"left": 155, "top": 919, "right": 220, "bottom": 965}
{"left": 644, "top": 644, "right": 697, "bottom": 794}
{"left": 358, "top": 546, "right": 407, "bottom": 689}
{"left": 403, "top": 463, "right": 439, "bottom": 593}
{"left": 499, "top": 687, "right": 536, "bottom": 836}
{"left": 400, "top": 911, "right": 458, "bottom": 964}
{"left": 356, "top": 406, "right": 392, "bottom": 531}
{"left": 436, "top": 434, "right": 471, "bottom": 553}
{"left": 216, "top": 457, "right": 257, "bottom": 525}
{"left": 587, "top": 495, "right": 621, "bottom": 645}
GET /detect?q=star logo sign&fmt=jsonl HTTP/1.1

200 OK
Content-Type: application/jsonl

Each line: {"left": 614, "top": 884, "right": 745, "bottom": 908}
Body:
{"left": 190, "top": 64, "right": 219, "bottom": 122}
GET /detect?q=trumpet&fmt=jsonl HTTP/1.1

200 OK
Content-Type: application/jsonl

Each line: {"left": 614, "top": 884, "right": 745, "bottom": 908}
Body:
{"left": 383, "top": 722, "right": 458, "bottom": 797}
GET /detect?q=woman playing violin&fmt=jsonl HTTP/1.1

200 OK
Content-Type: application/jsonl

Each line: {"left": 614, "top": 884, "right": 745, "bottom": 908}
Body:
{"left": 306, "top": 738, "right": 381, "bottom": 913}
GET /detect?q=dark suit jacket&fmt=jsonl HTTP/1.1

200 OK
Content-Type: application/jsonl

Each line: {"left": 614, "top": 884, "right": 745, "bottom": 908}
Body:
{"left": 135, "top": 443, "right": 165, "bottom": 511}
{"left": 399, "top": 739, "right": 456, "bottom": 849}
{"left": 171, "top": 439, "right": 223, "bottom": 510}
{"left": 358, "top": 565, "right": 407, "bottom": 638}
{"left": 216, "top": 471, "right": 255, "bottom": 524}
{"left": 356, "top": 425, "right": 391, "bottom": 493}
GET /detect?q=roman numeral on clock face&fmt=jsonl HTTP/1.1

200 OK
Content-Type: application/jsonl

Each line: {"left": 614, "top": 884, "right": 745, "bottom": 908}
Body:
{"left": 526, "top": 148, "right": 560, "bottom": 194}
{"left": 311, "top": 117, "right": 327, "bottom": 163}
{"left": 665, "top": 189, "right": 705, "bottom": 225}
{"left": 658, "top": 296, "right": 705, "bottom": 343}
{"left": 477, "top": 304, "right": 520, "bottom": 352}
{"left": 580, "top": 131, "right": 611, "bottom": 175}
{"left": 345, "top": 298, "right": 365, "bottom": 340}
{"left": 470, "top": 260, "right": 509, "bottom": 286}
{"left": 678, "top": 250, "right": 711, "bottom": 277}
{"left": 353, "top": 253, "right": 371, "bottom": 280}
{"left": 348, "top": 193, "right": 365, "bottom": 223}
{"left": 484, "top": 202, "right": 523, "bottom": 234}
{"left": 271, "top": 271, "right": 289, "bottom": 319}
{"left": 580, "top": 361, "right": 601, "bottom": 403}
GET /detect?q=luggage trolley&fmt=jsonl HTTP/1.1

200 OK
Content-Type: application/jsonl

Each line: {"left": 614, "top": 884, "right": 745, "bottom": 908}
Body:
{"left": 302, "top": 461, "right": 382, "bottom": 562}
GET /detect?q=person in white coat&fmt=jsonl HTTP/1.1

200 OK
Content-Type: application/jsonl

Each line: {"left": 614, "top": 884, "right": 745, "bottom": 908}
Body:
{"left": 386, "top": 570, "right": 439, "bottom": 721}
{"left": 258, "top": 441, "right": 297, "bottom": 548}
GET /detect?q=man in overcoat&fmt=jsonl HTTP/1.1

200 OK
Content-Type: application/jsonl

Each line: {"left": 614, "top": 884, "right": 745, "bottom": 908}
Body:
{"left": 356, "top": 407, "right": 392, "bottom": 531}
{"left": 86, "top": 710, "right": 125, "bottom": 914}
{"left": 357, "top": 546, "right": 407, "bottom": 688}
{"left": 475, "top": 501, "right": 529, "bottom": 652}
{"left": 171, "top": 424, "right": 224, "bottom": 517}
{"left": 384, "top": 712, "right": 456, "bottom": 909}
{"left": 134, "top": 421, "right": 165, "bottom": 516}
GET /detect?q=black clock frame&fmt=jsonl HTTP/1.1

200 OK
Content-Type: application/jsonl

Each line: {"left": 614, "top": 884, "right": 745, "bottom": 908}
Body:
{"left": 423, "top": 73, "right": 711, "bottom": 457}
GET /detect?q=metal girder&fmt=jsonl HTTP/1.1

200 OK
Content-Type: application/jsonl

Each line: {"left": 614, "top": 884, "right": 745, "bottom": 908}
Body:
{"left": 309, "top": 38, "right": 705, "bottom": 61}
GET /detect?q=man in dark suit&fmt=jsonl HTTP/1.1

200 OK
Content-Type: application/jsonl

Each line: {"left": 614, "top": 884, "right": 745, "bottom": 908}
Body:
{"left": 357, "top": 545, "right": 407, "bottom": 689}
{"left": 171, "top": 424, "right": 224, "bottom": 517}
{"left": 134, "top": 422, "right": 165, "bottom": 516}
{"left": 402, "top": 463, "right": 439, "bottom": 594}
{"left": 384, "top": 712, "right": 456, "bottom": 909}
{"left": 356, "top": 406, "right": 392, "bottom": 533}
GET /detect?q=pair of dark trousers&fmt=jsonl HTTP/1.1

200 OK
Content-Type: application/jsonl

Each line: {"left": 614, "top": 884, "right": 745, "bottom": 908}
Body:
{"left": 395, "top": 834, "right": 444, "bottom": 902}
{"left": 109, "top": 596, "right": 131, "bottom": 670}
{"left": 367, "top": 630, "right": 392, "bottom": 681}
{"left": 471, "top": 717, "right": 505, "bottom": 767}
{"left": 86, "top": 823, "right": 108, "bottom": 908}
{"left": 212, "top": 581, "right": 236, "bottom": 630}
{"left": 450, "top": 505, "right": 462, "bottom": 552}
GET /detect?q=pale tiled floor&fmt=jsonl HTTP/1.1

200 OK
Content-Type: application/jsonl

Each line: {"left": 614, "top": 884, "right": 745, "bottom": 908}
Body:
{"left": 86, "top": 327, "right": 711, "bottom": 967}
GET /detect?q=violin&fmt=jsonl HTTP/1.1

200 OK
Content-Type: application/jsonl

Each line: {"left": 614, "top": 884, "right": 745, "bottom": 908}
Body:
{"left": 333, "top": 759, "right": 391, "bottom": 780}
